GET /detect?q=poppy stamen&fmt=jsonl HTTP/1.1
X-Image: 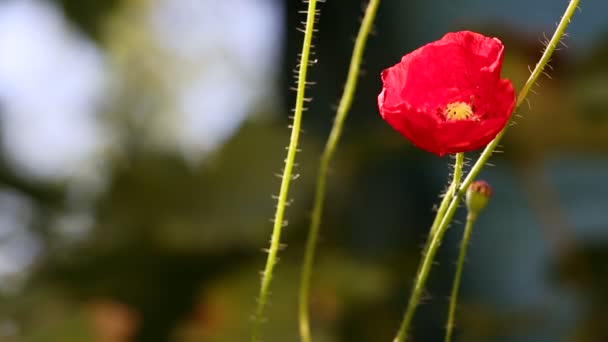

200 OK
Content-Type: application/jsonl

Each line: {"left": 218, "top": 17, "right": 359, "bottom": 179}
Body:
{"left": 443, "top": 102, "right": 473, "bottom": 121}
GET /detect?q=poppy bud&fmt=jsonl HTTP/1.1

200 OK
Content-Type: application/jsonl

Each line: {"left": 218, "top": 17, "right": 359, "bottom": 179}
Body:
{"left": 466, "top": 180, "right": 492, "bottom": 216}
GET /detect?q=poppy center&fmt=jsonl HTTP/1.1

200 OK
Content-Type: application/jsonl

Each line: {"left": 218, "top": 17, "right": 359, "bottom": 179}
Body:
{"left": 444, "top": 102, "right": 473, "bottom": 121}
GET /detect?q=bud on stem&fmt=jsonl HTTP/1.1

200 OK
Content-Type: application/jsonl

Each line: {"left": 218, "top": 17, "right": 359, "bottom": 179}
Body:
{"left": 446, "top": 180, "right": 493, "bottom": 342}
{"left": 465, "top": 180, "right": 493, "bottom": 217}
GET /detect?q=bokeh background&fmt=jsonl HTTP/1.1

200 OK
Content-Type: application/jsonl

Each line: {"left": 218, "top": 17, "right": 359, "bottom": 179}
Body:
{"left": 0, "top": 0, "right": 607, "bottom": 341}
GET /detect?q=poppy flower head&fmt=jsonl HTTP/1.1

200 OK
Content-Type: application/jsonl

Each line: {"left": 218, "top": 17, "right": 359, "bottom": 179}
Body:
{"left": 378, "top": 31, "right": 516, "bottom": 156}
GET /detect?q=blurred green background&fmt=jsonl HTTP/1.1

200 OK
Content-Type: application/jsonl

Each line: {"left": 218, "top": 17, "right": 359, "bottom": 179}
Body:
{"left": 0, "top": 0, "right": 607, "bottom": 341}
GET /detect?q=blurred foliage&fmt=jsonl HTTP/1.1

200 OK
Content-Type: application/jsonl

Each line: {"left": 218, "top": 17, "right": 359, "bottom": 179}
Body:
{"left": 0, "top": 0, "right": 607, "bottom": 341}
{"left": 53, "top": 0, "right": 122, "bottom": 40}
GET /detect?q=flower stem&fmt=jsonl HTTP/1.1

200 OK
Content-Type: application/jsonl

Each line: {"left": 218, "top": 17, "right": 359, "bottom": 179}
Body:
{"left": 445, "top": 213, "right": 477, "bottom": 342}
{"left": 430, "top": 153, "right": 464, "bottom": 237}
{"left": 298, "top": 1, "right": 380, "bottom": 341}
{"left": 251, "top": 0, "right": 319, "bottom": 340}
{"left": 393, "top": 153, "right": 464, "bottom": 342}
{"left": 392, "top": 1, "right": 580, "bottom": 340}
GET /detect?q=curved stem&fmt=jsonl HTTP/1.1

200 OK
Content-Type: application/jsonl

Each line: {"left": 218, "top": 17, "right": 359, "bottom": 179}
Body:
{"left": 393, "top": 153, "right": 464, "bottom": 342}
{"left": 251, "top": 0, "right": 319, "bottom": 340}
{"left": 298, "top": 1, "right": 381, "bottom": 341}
{"left": 392, "top": 1, "right": 580, "bottom": 340}
{"left": 430, "top": 153, "right": 464, "bottom": 237}
{"left": 445, "top": 213, "right": 477, "bottom": 342}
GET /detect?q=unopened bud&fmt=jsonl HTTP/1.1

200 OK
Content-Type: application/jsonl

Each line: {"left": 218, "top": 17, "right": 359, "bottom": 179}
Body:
{"left": 466, "top": 180, "right": 492, "bottom": 215}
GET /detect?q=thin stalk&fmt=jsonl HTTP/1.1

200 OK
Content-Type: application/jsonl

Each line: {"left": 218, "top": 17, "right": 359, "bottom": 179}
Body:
{"left": 445, "top": 213, "right": 477, "bottom": 342}
{"left": 393, "top": 153, "right": 464, "bottom": 342}
{"left": 392, "top": 1, "right": 580, "bottom": 340}
{"left": 430, "top": 153, "right": 464, "bottom": 237}
{"left": 298, "top": 1, "right": 381, "bottom": 341}
{"left": 251, "top": 0, "right": 319, "bottom": 340}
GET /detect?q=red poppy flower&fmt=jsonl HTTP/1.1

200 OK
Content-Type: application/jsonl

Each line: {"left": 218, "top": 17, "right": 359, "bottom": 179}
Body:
{"left": 377, "top": 31, "right": 516, "bottom": 156}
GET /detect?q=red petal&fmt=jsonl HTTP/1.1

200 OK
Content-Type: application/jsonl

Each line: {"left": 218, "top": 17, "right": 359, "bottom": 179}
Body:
{"left": 377, "top": 31, "right": 516, "bottom": 156}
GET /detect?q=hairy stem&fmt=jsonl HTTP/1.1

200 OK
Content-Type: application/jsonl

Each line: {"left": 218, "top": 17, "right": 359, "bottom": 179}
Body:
{"left": 430, "top": 153, "right": 464, "bottom": 237}
{"left": 251, "top": 1, "right": 319, "bottom": 340}
{"left": 298, "top": 1, "right": 381, "bottom": 341}
{"left": 392, "top": 1, "right": 580, "bottom": 340}
{"left": 393, "top": 153, "right": 464, "bottom": 342}
{"left": 445, "top": 213, "right": 477, "bottom": 342}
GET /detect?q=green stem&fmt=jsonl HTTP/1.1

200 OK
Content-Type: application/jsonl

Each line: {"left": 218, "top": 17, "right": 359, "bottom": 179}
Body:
{"left": 298, "top": 1, "right": 380, "bottom": 341}
{"left": 430, "top": 153, "right": 464, "bottom": 237}
{"left": 445, "top": 213, "right": 477, "bottom": 342}
{"left": 393, "top": 153, "right": 464, "bottom": 342}
{"left": 452, "top": 153, "right": 464, "bottom": 195}
{"left": 392, "top": 1, "right": 580, "bottom": 340}
{"left": 251, "top": 0, "right": 319, "bottom": 340}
